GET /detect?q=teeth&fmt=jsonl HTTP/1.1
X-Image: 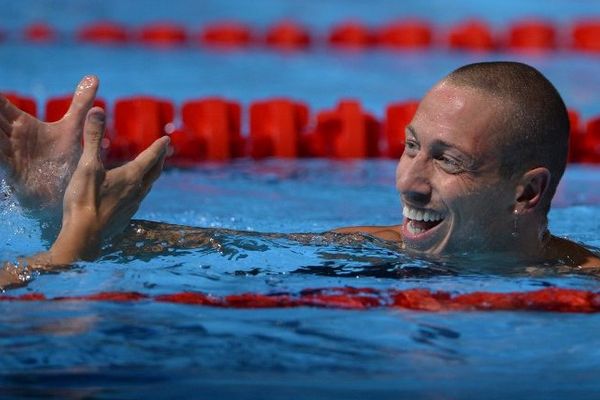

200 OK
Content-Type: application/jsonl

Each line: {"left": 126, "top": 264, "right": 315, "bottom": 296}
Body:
{"left": 406, "top": 221, "right": 425, "bottom": 235}
{"left": 402, "top": 206, "right": 443, "bottom": 222}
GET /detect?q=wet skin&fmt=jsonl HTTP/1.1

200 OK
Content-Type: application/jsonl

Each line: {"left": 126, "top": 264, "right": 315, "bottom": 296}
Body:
{"left": 0, "top": 76, "right": 100, "bottom": 214}
{"left": 0, "top": 75, "right": 599, "bottom": 290}
{"left": 396, "top": 81, "right": 517, "bottom": 254}
{"left": 336, "top": 81, "right": 600, "bottom": 268}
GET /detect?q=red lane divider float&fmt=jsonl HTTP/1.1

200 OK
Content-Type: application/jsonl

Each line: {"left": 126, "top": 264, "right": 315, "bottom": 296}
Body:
{"left": 109, "top": 96, "right": 174, "bottom": 160}
{"left": 2, "top": 287, "right": 600, "bottom": 313}
{"left": 507, "top": 19, "right": 557, "bottom": 51}
{"left": 250, "top": 98, "right": 310, "bottom": 158}
{"left": 329, "top": 21, "right": 377, "bottom": 48}
{"left": 448, "top": 20, "right": 496, "bottom": 51}
{"left": 200, "top": 21, "right": 254, "bottom": 48}
{"left": 379, "top": 20, "right": 433, "bottom": 49}
{"left": 77, "top": 21, "right": 130, "bottom": 44}
{"left": 2, "top": 94, "right": 600, "bottom": 163}
{"left": 45, "top": 95, "right": 107, "bottom": 122}
{"left": 572, "top": 20, "right": 600, "bottom": 53}
{"left": 10, "top": 18, "right": 600, "bottom": 53}
{"left": 581, "top": 116, "right": 600, "bottom": 163}
{"left": 139, "top": 23, "right": 188, "bottom": 46}
{"left": 24, "top": 22, "right": 56, "bottom": 43}
{"left": 174, "top": 98, "right": 244, "bottom": 161}
{"left": 310, "top": 100, "right": 380, "bottom": 158}
{"left": 265, "top": 21, "right": 311, "bottom": 50}
{"left": 384, "top": 101, "right": 419, "bottom": 158}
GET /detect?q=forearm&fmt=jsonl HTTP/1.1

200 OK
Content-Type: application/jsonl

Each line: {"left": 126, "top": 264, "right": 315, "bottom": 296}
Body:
{"left": 0, "top": 215, "right": 103, "bottom": 290}
{"left": 50, "top": 217, "right": 102, "bottom": 262}
{"left": 0, "top": 251, "right": 63, "bottom": 290}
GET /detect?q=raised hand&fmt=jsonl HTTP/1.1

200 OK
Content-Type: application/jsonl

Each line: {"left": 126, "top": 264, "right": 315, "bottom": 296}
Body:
{"left": 52, "top": 107, "right": 169, "bottom": 261}
{"left": 0, "top": 76, "right": 99, "bottom": 214}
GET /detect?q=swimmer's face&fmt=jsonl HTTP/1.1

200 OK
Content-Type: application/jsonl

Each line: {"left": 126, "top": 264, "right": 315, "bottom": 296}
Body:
{"left": 396, "top": 81, "right": 518, "bottom": 255}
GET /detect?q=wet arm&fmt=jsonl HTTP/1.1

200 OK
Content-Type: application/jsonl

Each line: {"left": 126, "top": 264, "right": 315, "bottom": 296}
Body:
{"left": 0, "top": 221, "right": 100, "bottom": 289}
{"left": 332, "top": 225, "right": 403, "bottom": 242}
{"left": 112, "top": 220, "right": 403, "bottom": 255}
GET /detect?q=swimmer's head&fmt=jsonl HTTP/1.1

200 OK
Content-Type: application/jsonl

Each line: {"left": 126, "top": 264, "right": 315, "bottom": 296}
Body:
{"left": 396, "top": 61, "right": 569, "bottom": 257}
{"left": 444, "top": 61, "right": 570, "bottom": 214}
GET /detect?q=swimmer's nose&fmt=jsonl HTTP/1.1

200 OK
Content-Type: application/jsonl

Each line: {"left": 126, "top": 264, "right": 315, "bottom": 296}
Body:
{"left": 395, "top": 153, "right": 432, "bottom": 205}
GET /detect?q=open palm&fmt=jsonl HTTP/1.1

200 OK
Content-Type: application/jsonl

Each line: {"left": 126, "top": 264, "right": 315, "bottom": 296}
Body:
{"left": 0, "top": 76, "right": 99, "bottom": 213}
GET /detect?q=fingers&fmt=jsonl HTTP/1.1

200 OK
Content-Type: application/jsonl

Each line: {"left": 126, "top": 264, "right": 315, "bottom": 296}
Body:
{"left": 0, "top": 94, "right": 22, "bottom": 123}
{"left": 131, "top": 136, "right": 170, "bottom": 176}
{"left": 66, "top": 75, "right": 100, "bottom": 118}
{"left": 142, "top": 142, "right": 168, "bottom": 186}
{"left": 81, "top": 107, "right": 106, "bottom": 161}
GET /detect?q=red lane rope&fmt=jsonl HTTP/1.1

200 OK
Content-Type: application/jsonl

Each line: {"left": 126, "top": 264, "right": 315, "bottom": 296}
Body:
{"left": 1, "top": 93, "right": 599, "bottom": 164}
{"left": 1, "top": 287, "right": 599, "bottom": 313}
{"left": 8, "top": 19, "right": 600, "bottom": 54}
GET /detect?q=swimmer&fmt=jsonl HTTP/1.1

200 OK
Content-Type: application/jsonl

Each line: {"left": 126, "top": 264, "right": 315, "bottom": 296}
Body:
{"left": 0, "top": 61, "right": 598, "bottom": 289}
{"left": 335, "top": 62, "right": 600, "bottom": 267}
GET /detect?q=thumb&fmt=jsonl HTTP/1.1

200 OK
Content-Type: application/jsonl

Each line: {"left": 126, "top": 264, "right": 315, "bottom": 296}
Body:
{"left": 66, "top": 75, "right": 99, "bottom": 118}
{"left": 82, "top": 107, "right": 106, "bottom": 161}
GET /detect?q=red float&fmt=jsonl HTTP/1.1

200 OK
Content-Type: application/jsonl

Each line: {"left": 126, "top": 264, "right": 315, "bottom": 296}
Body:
{"left": 378, "top": 20, "right": 432, "bottom": 49}
{"left": 138, "top": 23, "right": 188, "bottom": 46}
{"left": 24, "top": 22, "right": 56, "bottom": 42}
{"left": 567, "top": 109, "right": 585, "bottom": 162}
{"left": 265, "top": 21, "right": 311, "bottom": 49}
{"left": 110, "top": 97, "right": 174, "bottom": 161}
{"left": 309, "top": 100, "right": 381, "bottom": 158}
{"left": 155, "top": 292, "right": 222, "bottom": 306}
{"left": 249, "top": 98, "right": 310, "bottom": 158}
{"left": 572, "top": 20, "right": 600, "bottom": 52}
{"left": 77, "top": 21, "right": 129, "bottom": 44}
{"left": 329, "top": 21, "right": 377, "bottom": 48}
{"left": 581, "top": 115, "right": 600, "bottom": 163}
{"left": 507, "top": 20, "right": 557, "bottom": 51}
{"left": 176, "top": 98, "right": 244, "bottom": 161}
{"left": 384, "top": 101, "right": 419, "bottom": 158}
{"left": 3, "top": 287, "right": 599, "bottom": 313}
{"left": 448, "top": 20, "right": 496, "bottom": 51}
{"left": 200, "top": 22, "right": 253, "bottom": 47}
{"left": 45, "top": 95, "right": 107, "bottom": 122}
{"left": 1, "top": 93, "right": 37, "bottom": 117}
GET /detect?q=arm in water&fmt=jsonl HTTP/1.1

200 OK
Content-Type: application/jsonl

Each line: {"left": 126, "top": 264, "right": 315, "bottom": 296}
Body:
{"left": 0, "top": 108, "right": 169, "bottom": 290}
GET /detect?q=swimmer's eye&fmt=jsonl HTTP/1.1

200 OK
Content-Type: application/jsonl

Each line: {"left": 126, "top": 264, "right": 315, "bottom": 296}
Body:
{"left": 404, "top": 139, "right": 419, "bottom": 156}
{"left": 435, "top": 154, "right": 463, "bottom": 173}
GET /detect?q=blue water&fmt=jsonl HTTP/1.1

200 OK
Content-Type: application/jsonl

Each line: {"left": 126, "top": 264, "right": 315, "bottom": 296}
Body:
{"left": 1, "top": 1, "right": 600, "bottom": 399}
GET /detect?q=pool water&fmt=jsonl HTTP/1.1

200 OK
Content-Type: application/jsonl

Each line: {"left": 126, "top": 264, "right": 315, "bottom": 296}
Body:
{"left": 2, "top": 0, "right": 600, "bottom": 398}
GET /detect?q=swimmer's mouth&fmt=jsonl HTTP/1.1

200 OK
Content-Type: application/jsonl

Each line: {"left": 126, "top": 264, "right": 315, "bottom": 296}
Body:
{"left": 402, "top": 205, "right": 444, "bottom": 236}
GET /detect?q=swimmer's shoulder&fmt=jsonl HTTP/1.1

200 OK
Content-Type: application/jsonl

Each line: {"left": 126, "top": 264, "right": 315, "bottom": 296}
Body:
{"left": 332, "top": 225, "right": 403, "bottom": 242}
{"left": 547, "top": 235, "right": 600, "bottom": 269}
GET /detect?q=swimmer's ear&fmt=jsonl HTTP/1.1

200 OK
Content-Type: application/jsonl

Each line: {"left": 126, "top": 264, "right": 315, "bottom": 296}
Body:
{"left": 514, "top": 167, "right": 551, "bottom": 213}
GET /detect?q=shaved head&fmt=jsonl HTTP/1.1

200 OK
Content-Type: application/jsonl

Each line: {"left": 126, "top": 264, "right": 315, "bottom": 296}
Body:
{"left": 444, "top": 61, "right": 569, "bottom": 213}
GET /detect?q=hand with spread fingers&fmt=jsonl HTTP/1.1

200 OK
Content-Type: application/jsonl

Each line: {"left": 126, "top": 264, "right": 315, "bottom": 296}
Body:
{"left": 0, "top": 106, "right": 169, "bottom": 289}
{"left": 0, "top": 76, "right": 99, "bottom": 216}
{"left": 51, "top": 107, "right": 170, "bottom": 261}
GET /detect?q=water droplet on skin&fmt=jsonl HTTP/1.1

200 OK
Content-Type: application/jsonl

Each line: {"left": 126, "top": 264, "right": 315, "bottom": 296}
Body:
{"left": 77, "top": 76, "right": 96, "bottom": 92}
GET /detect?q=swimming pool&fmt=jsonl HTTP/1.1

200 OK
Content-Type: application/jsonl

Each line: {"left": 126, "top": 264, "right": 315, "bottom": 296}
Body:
{"left": 2, "top": 0, "right": 600, "bottom": 398}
